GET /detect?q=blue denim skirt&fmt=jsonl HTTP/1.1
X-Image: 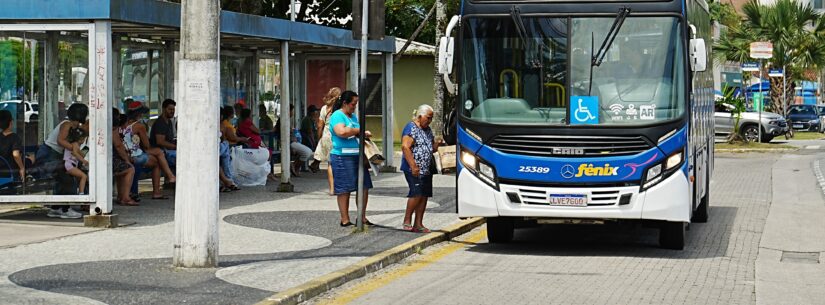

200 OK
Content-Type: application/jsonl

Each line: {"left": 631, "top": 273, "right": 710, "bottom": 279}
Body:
{"left": 330, "top": 154, "right": 373, "bottom": 194}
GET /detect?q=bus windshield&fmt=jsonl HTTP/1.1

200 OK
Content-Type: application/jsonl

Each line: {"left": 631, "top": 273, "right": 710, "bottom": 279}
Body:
{"left": 460, "top": 16, "right": 686, "bottom": 126}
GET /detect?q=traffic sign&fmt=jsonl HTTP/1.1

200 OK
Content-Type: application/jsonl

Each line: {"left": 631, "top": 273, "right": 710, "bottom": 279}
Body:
{"left": 768, "top": 69, "right": 784, "bottom": 77}
{"left": 750, "top": 41, "right": 773, "bottom": 59}
{"left": 742, "top": 62, "right": 760, "bottom": 72}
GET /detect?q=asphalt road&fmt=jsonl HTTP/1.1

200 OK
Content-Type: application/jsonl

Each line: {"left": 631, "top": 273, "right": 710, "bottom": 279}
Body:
{"left": 312, "top": 149, "right": 823, "bottom": 305}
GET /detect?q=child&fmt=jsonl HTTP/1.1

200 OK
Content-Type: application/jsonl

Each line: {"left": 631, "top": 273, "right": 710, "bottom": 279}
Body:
{"left": 64, "top": 127, "right": 89, "bottom": 195}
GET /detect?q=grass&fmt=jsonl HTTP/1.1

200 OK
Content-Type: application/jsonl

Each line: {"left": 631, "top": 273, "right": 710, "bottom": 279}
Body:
{"left": 716, "top": 142, "right": 796, "bottom": 150}
{"left": 791, "top": 132, "right": 825, "bottom": 141}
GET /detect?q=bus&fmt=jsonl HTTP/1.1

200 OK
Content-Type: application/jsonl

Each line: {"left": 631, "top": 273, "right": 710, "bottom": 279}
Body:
{"left": 438, "top": 0, "right": 714, "bottom": 249}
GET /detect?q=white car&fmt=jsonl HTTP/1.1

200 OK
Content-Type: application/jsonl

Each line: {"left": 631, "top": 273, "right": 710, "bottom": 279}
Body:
{"left": 0, "top": 100, "right": 38, "bottom": 123}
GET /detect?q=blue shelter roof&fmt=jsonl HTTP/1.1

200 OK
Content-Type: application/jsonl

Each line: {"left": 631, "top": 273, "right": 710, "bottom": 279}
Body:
{"left": 0, "top": 0, "right": 395, "bottom": 53}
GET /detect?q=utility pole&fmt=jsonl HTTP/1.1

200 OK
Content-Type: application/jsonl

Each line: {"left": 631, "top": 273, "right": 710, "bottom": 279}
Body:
{"left": 431, "top": 0, "right": 446, "bottom": 136}
{"left": 355, "top": 0, "right": 369, "bottom": 232}
{"left": 174, "top": 0, "right": 221, "bottom": 268}
{"left": 278, "top": 0, "right": 297, "bottom": 192}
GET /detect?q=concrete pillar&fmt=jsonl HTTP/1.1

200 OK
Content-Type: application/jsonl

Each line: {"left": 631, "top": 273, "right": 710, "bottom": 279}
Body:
{"left": 43, "top": 32, "right": 59, "bottom": 142}
{"left": 90, "top": 21, "right": 114, "bottom": 215}
{"left": 164, "top": 40, "right": 176, "bottom": 101}
{"left": 381, "top": 52, "right": 395, "bottom": 171}
{"left": 174, "top": 0, "right": 221, "bottom": 268}
{"left": 277, "top": 42, "right": 293, "bottom": 192}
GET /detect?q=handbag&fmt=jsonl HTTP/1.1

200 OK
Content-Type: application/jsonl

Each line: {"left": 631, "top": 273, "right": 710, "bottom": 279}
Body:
{"left": 428, "top": 154, "right": 439, "bottom": 175}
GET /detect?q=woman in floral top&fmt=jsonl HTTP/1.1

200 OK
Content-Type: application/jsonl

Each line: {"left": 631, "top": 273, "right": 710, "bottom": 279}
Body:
{"left": 400, "top": 104, "right": 440, "bottom": 233}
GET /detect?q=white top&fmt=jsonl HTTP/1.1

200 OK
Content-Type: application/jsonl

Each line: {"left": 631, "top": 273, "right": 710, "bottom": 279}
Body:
{"left": 44, "top": 121, "right": 68, "bottom": 153}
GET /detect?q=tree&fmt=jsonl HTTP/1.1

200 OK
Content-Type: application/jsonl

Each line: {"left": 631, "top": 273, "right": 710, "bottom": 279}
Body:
{"left": 733, "top": 0, "right": 825, "bottom": 112}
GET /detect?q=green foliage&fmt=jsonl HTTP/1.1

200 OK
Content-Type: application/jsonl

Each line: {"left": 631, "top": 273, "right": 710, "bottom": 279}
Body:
{"left": 716, "top": 84, "right": 747, "bottom": 143}
{"left": 259, "top": 90, "right": 276, "bottom": 101}
{"left": 709, "top": 0, "right": 740, "bottom": 28}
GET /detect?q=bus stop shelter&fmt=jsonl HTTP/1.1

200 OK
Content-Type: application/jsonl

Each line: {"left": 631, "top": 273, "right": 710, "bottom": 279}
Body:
{"left": 0, "top": 0, "right": 396, "bottom": 217}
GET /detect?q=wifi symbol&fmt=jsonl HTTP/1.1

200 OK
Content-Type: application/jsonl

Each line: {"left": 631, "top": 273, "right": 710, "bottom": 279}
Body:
{"left": 609, "top": 104, "right": 624, "bottom": 115}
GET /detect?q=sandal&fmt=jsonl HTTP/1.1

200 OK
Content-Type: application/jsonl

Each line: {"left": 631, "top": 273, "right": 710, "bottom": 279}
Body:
{"left": 151, "top": 195, "right": 170, "bottom": 200}
{"left": 340, "top": 221, "right": 354, "bottom": 227}
{"left": 220, "top": 186, "right": 233, "bottom": 193}
{"left": 229, "top": 185, "right": 241, "bottom": 191}
{"left": 414, "top": 226, "right": 431, "bottom": 233}
{"left": 363, "top": 219, "right": 374, "bottom": 226}
{"left": 130, "top": 193, "right": 142, "bottom": 202}
{"left": 115, "top": 199, "right": 139, "bottom": 206}
{"left": 402, "top": 223, "right": 414, "bottom": 232}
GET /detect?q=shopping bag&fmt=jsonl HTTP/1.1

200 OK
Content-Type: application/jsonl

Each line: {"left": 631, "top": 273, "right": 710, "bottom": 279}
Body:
{"left": 231, "top": 146, "right": 270, "bottom": 186}
{"left": 364, "top": 139, "right": 385, "bottom": 165}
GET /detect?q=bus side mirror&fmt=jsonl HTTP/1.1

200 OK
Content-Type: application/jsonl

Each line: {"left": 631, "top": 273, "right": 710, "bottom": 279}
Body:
{"left": 690, "top": 38, "right": 707, "bottom": 72}
{"left": 438, "top": 15, "right": 460, "bottom": 95}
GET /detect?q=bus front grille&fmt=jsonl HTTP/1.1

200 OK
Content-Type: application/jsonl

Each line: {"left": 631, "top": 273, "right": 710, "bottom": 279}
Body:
{"left": 489, "top": 134, "right": 652, "bottom": 157}
{"left": 517, "top": 188, "right": 620, "bottom": 206}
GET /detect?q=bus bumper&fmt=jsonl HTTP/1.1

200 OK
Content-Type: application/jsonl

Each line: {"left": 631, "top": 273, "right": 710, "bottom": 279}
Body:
{"left": 457, "top": 170, "right": 690, "bottom": 222}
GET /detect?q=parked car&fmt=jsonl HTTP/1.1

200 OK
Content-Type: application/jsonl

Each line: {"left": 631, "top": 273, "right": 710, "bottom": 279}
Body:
{"left": 714, "top": 103, "right": 788, "bottom": 143}
{"left": 0, "top": 100, "right": 38, "bottom": 123}
{"left": 787, "top": 104, "right": 822, "bottom": 132}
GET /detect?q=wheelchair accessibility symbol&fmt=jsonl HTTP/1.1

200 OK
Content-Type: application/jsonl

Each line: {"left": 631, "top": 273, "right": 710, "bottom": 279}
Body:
{"left": 570, "top": 96, "right": 599, "bottom": 125}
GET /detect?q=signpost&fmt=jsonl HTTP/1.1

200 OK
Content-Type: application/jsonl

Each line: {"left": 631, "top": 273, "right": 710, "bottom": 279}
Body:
{"left": 741, "top": 62, "right": 760, "bottom": 72}
{"left": 749, "top": 41, "right": 772, "bottom": 142}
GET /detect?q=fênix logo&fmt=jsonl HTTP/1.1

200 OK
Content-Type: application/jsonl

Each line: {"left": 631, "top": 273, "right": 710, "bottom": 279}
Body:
{"left": 575, "top": 163, "right": 618, "bottom": 177}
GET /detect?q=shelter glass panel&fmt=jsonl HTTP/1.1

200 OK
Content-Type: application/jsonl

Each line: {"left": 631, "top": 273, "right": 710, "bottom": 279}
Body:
{"left": 118, "top": 44, "right": 168, "bottom": 118}
{"left": 0, "top": 30, "right": 92, "bottom": 196}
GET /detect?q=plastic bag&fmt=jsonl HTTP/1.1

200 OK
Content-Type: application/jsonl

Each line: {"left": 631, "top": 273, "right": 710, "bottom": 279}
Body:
{"left": 231, "top": 146, "right": 270, "bottom": 186}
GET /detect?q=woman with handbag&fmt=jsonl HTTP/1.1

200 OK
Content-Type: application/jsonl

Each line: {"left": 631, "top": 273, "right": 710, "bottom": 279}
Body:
{"left": 400, "top": 104, "right": 440, "bottom": 233}
{"left": 329, "top": 90, "right": 373, "bottom": 227}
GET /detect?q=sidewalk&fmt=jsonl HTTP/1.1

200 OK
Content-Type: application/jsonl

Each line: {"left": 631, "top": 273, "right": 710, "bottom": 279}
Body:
{"left": 756, "top": 153, "right": 825, "bottom": 305}
{"left": 0, "top": 164, "right": 463, "bottom": 305}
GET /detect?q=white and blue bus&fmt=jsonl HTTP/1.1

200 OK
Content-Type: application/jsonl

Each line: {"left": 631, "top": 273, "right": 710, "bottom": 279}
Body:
{"left": 438, "top": 0, "right": 714, "bottom": 249}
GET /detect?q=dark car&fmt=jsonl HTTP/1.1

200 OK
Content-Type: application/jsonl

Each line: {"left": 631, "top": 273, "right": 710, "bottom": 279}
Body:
{"left": 787, "top": 104, "right": 822, "bottom": 132}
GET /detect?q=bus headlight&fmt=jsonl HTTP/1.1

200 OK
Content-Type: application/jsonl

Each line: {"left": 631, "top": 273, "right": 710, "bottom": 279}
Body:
{"left": 665, "top": 152, "right": 682, "bottom": 170}
{"left": 460, "top": 150, "right": 477, "bottom": 171}
{"left": 642, "top": 149, "right": 685, "bottom": 191}
{"left": 460, "top": 148, "right": 497, "bottom": 189}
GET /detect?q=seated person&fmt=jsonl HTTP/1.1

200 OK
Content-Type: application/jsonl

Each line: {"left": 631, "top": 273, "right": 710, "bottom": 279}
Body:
{"left": 112, "top": 108, "right": 137, "bottom": 205}
{"left": 150, "top": 99, "right": 177, "bottom": 172}
{"left": 275, "top": 105, "right": 317, "bottom": 177}
{"left": 63, "top": 127, "right": 89, "bottom": 195}
{"left": 300, "top": 105, "right": 319, "bottom": 151}
{"left": 236, "top": 108, "right": 263, "bottom": 149}
{"left": 0, "top": 110, "right": 25, "bottom": 185}
{"left": 123, "top": 101, "right": 176, "bottom": 200}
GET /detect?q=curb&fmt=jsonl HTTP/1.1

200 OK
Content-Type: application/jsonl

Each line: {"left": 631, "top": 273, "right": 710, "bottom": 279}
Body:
{"left": 254, "top": 217, "right": 485, "bottom": 305}
{"left": 715, "top": 148, "right": 796, "bottom": 153}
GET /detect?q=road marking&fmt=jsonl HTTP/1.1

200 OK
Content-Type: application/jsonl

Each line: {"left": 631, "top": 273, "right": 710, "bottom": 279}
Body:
{"left": 815, "top": 160, "right": 825, "bottom": 196}
{"left": 317, "top": 229, "right": 488, "bottom": 305}
{"left": 807, "top": 145, "right": 821, "bottom": 150}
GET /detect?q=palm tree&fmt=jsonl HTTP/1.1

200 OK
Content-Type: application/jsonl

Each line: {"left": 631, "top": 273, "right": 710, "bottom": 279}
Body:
{"left": 739, "top": 0, "right": 825, "bottom": 112}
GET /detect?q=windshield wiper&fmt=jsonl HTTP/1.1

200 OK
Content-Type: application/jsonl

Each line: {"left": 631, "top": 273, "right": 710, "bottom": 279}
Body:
{"left": 592, "top": 7, "right": 631, "bottom": 67}
{"left": 510, "top": 6, "right": 542, "bottom": 68}
{"left": 588, "top": 7, "right": 631, "bottom": 95}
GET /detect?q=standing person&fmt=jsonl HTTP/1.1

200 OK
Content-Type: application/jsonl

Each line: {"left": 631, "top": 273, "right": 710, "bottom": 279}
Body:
{"left": 150, "top": 99, "right": 177, "bottom": 171}
{"left": 63, "top": 127, "right": 89, "bottom": 195}
{"left": 0, "top": 110, "right": 25, "bottom": 190}
{"left": 112, "top": 108, "right": 137, "bottom": 205}
{"left": 314, "top": 87, "right": 341, "bottom": 195}
{"left": 329, "top": 91, "right": 373, "bottom": 226}
{"left": 400, "top": 105, "right": 440, "bottom": 233}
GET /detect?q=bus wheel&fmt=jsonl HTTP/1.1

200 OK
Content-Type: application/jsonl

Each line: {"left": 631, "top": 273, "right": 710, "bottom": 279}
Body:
{"left": 692, "top": 189, "right": 709, "bottom": 223}
{"left": 486, "top": 217, "right": 514, "bottom": 243}
{"left": 659, "top": 221, "right": 685, "bottom": 250}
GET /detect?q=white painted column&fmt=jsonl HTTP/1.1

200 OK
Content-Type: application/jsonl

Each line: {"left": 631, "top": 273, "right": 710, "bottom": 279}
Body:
{"left": 174, "top": 0, "right": 221, "bottom": 268}
{"left": 91, "top": 21, "right": 113, "bottom": 214}
{"left": 382, "top": 52, "right": 395, "bottom": 170}
{"left": 349, "top": 51, "right": 359, "bottom": 91}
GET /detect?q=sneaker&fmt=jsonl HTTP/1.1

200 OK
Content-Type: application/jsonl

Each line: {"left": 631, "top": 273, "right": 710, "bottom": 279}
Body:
{"left": 60, "top": 208, "right": 83, "bottom": 219}
{"left": 46, "top": 209, "right": 63, "bottom": 218}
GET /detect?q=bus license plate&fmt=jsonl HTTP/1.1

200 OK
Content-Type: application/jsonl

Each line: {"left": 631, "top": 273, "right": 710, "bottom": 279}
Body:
{"left": 548, "top": 194, "right": 587, "bottom": 207}
{"left": 793, "top": 124, "right": 803, "bottom": 129}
